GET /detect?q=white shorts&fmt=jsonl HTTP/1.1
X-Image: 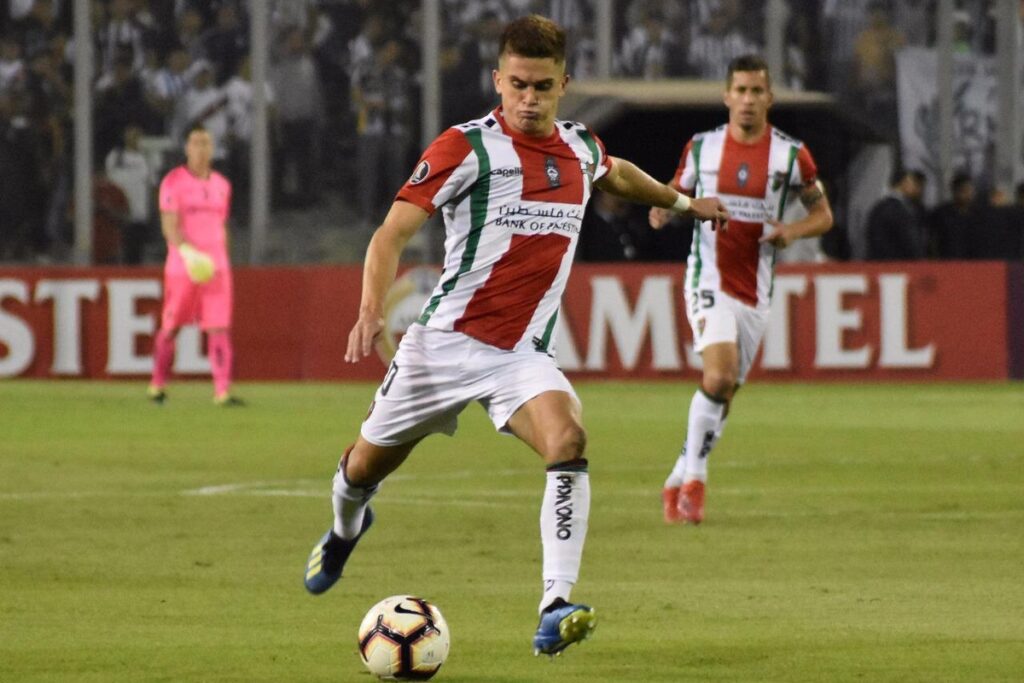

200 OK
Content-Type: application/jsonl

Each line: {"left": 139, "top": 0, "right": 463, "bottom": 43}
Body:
{"left": 360, "top": 324, "right": 578, "bottom": 447}
{"left": 684, "top": 287, "right": 769, "bottom": 384}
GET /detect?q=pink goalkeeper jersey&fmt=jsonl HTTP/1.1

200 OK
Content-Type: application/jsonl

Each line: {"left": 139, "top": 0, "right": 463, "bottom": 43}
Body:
{"left": 159, "top": 166, "right": 232, "bottom": 277}
{"left": 397, "top": 107, "right": 612, "bottom": 353}
{"left": 672, "top": 124, "right": 818, "bottom": 310}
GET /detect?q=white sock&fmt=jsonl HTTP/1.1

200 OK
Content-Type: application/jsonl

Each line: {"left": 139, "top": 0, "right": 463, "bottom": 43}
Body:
{"left": 665, "top": 445, "right": 687, "bottom": 488}
{"left": 332, "top": 459, "right": 378, "bottom": 540}
{"left": 539, "top": 460, "right": 590, "bottom": 614}
{"left": 682, "top": 390, "right": 726, "bottom": 483}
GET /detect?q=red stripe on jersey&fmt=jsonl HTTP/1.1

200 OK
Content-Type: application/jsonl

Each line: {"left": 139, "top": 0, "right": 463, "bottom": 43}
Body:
{"left": 510, "top": 136, "right": 584, "bottom": 204}
{"left": 717, "top": 220, "right": 761, "bottom": 307}
{"left": 396, "top": 128, "right": 474, "bottom": 215}
{"left": 671, "top": 140, "right": 693, "bottom": 192}
{"left": 796, "top": 145, "right": 818, "bottom": 186}
{"left": 716, "top": 128, "right": 772, "bottom": 198}
{"left": 454, "top": 233, "right": 569, "bottom": 349}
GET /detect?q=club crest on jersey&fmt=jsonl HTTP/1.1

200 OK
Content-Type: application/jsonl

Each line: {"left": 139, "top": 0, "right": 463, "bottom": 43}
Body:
{"left": 737, "top": 162, "right": 750, "bottom": 188}
{"left": 545, "top": 156, "right": 561, "bottom": 188}
{"left": 409, "top": 160, "right": 430, "bottom": 185}
{"left": 580, "top": 160, "right": 595, "bottom": 183}
{"left": 771, "top": 171, "right": 789, "bottom": 192}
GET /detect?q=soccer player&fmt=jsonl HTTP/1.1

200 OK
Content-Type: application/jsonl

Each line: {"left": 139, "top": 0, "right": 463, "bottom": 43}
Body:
{"left": 303, "top": 15, "right": 729, "bottom": 657}
{"left": 652, "top": 54, "right": 833, "bottom": 525}
{"left": 148, "top": 125, "right": 243, "bottom": 407}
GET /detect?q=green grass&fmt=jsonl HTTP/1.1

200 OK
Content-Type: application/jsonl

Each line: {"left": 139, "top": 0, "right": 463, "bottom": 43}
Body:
{"left": 1, "top": 380, "right": 1023, "bottom": 682}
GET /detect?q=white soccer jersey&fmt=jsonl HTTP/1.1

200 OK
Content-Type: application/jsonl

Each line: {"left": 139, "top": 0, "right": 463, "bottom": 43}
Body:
{"left": 672, "top": 124, "right": 819, "bottom": 310}
{"left": 397, "top": 107, "right": 612, "bottom": 352}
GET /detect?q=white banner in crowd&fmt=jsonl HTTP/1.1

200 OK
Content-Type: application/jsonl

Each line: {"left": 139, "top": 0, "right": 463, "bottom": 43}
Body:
{"left": 896, "top": 47, "right": 1024, "bottom": 204}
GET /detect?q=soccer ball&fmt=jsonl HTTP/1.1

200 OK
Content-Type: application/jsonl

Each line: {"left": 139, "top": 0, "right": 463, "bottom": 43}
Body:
{"left": 358, "top": 595, "right": 450, "bottom": 680}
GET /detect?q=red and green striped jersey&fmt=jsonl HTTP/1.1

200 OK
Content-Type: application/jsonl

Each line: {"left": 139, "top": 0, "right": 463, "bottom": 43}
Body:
{"left": 672, "top": 124, "right": 819, "bottom": 309}
{"left": 397, "top": 107, "right": 612, "bottom": 352}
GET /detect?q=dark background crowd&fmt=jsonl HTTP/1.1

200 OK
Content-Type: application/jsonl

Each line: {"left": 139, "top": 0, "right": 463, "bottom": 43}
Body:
{"left": 0, "top": 0, "right": 1021, "bottom": 265}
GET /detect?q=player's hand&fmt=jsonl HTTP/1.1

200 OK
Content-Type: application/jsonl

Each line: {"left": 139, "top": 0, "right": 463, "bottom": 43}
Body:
{"left": 687, "top": 197, "right": 730, "bottom": 231}
{"left": 758, "top": 220, "right": 795, "bottom": 248}
{"left": 345, "top": 314, "right": 385, "bottom": 363}
{"left": 178, "top": 243, "right": 215, "bottom": 283}
{"left": 648, "top": 206, "right": 673, "bottom": 230}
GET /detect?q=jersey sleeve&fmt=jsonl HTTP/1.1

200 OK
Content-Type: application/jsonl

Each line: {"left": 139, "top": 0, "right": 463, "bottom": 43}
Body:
{"left": 395, "top": 127, "right": 478, "bottom": 215}
{"left": 584, "top": 126, "right": 613, "bottom": 183}
{"left": 670, "top": 140, "right": 696, "bottom": 194}
{"left": 158, "top": 170, "right": 179, "bottom": 213}
{"left": 793, "top": 144, "right": 819, "bottom": 188}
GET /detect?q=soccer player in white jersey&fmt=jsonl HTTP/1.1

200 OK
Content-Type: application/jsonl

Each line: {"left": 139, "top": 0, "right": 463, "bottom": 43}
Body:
{"left": 303, "top": 15, "right": 729, "bottom": 657}
{"left": 651, "top": 55, "right": 833, "bottom": 525}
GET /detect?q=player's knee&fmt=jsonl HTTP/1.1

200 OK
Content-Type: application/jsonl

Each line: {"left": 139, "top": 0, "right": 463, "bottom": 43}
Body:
{"left": 543, "top": 424, "right": 587, "bottom": 463}
{"left": 702, "top": 370, "right": 737, "bottom": 401}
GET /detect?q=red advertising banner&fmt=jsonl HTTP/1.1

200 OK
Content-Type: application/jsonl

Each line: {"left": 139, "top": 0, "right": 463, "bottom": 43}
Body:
{"left": 1, "top": 262, "right": 1020, "bottom": 381}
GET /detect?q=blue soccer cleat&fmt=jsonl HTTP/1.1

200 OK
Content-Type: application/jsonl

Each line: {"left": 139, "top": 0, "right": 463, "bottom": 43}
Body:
{"left": 303, "top": 507, "right": 374, "bottom": 595}
{"left": 532, "top": 599, "right": 597, "bottom": 656}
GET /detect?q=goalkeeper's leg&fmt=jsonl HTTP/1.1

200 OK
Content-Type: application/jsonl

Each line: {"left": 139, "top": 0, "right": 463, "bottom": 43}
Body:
{"left": 149, "top": 326, "right": 177, "bottom": 399}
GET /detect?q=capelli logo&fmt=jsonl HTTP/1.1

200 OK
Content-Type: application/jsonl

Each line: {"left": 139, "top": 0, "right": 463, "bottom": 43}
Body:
{"left": 409, "top": 160, "right": 430, "bottom": 185}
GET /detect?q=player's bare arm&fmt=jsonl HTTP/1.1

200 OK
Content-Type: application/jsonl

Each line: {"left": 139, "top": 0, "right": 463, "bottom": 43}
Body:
{"left": 346, "top": 200, "right": 429, "bottom": 363}
{"left": 759, "top": 180, "right": 834, "bottom": 248}
{"left": 597, "top": 157, "right": 729, "bottom": 227}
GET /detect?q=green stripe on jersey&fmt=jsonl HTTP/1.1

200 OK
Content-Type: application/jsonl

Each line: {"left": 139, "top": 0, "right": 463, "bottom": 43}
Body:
{"left": 418, "top": 128, "right": 491, "bottom": 325}
{"left": 577, "top": 128, "right": 601, "bottom": 173}
{"left": 536, "top": 310, "right": 558, "bottom": 352}
{"left": 689, "top": 137, "right": 704, "bottom": 290}
{"left": 769, "top": 144, "right": 800, "bottom": 301}
{"left": 776, "top": 144, "right": 799, "bottom": 220}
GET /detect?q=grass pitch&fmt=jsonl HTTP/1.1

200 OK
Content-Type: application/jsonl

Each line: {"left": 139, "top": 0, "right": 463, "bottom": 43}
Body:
{"left": 1, "top": 380, "right": 1022, "bottom": 682}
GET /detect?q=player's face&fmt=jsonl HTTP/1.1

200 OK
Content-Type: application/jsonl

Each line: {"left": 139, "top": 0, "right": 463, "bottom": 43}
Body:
{"left": 185, "top": 130, "right": 214, "bottom": 171}
{"left": 493, "top": 53, "right": 568, "bottom": 137}
{"left": 724, "top": 70, "right": 772, "bottom": 133}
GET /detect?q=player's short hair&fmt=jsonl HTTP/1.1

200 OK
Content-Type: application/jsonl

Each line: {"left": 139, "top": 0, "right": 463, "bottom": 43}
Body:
{"left": 726, "top": 54, "right": 771, "bottom": 88}
{"left": 186, "top": 123, "right": 209, "bottom": 139}
{"left": 498, "top": 15, "right": 566, "bottom": 65}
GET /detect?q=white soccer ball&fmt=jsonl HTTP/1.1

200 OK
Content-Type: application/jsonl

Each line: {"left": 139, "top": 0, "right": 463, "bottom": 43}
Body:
{"left": 358, "top": 595, "right": 450, "bottom": 680}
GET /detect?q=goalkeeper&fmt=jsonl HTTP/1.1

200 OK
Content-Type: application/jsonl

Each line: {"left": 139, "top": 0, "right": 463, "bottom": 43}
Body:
{"left": 148, "top": 125, "right": 243, "bottom": 406}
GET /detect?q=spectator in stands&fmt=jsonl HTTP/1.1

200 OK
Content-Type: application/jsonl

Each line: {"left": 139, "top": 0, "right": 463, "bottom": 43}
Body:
{"left": 146, "top": 47, "right": 191, "bottom": 135}
{"left": 440, "top": 40, "right": 486, "bottom": 126}
{"left": 14, "top": 0, "right": 62, "bottom": 61}
{"left": 578, "top": 190, "right": 645, "bottom": 262}
{"left": 928, "top": 171, "right": 979, "bottom": 259}
{"left": 98, "top": 0, "right": 144, "bottom": 75}
{"left": 1008, "top": 182, "right": 1024, "bottom": 260}
{"left": 224, "top": 54, "right": 274, "bottom": 223}
{"left": 686, "top": 0, "right": 760, "bottom": 80}
{"left": 974, "top": 184, "right": 1021, "bottom": 260}
{"left": 616, "top": 5, "right": 683, "bottom": 79}
{"left": 866, "top": 167, "right": 928, "bottom": 260}
{"left": 105, "top": 124, "right": 153, "bottom": 264}
{"left": 181, "top": 60, "right": 229, "bottom": 159}
{"left": 201, "top": 3, "right": 248, "bottom": 85}
{"left": 852, "top": 1, "right": 904, "bottom": 134}
{"left": 0, "top": 89, "right": 48, "bottom": 260}
{"left": 176, "top": 7, "right": 206, "bottom": 60}
{"left": 0, "top": 36, "right": 27, "bottom": 92}
{"left": 271, "top": 25, "right": 322, "bottom": 207}
{"left": 350, "top": 35, "right": 413, "bottom": 226}
{"left": 820, "top": 0, "right": 872, "bottom": 93}
{"left": 94, "top": 50, "right": 152, "bottom": 159}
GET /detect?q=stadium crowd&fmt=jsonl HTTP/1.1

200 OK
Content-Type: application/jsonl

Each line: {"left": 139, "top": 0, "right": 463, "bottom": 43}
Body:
{"left": 0, "top": 0, "right": 1021, "bottom": 264}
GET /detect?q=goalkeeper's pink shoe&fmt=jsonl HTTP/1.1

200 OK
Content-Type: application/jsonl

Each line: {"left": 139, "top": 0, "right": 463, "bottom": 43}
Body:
{"left": 678, "top": 480, "right": 705, "bottom": 524}
{"left": 662, "top": 486, "right": 684, "bottom": 524}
